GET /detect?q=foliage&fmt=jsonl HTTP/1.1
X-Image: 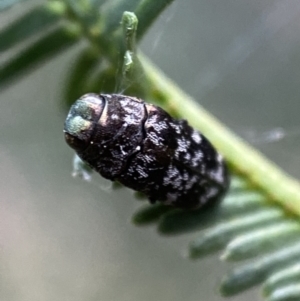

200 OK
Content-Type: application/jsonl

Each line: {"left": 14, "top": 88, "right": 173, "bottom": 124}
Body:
{"left": 2, "top": 1, "right": 300, "bottom": 300}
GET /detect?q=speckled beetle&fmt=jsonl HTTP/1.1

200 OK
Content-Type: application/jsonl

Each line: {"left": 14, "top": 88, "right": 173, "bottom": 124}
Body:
{"left": 64, "top": 93, "right": 230, "bottom": 209}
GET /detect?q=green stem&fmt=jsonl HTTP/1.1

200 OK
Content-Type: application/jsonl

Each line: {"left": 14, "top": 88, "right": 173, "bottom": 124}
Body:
{"left": 116, "top": 12, "right": 139, "bottom": 92}
{"left": 139, "top": 54, "right": 300, "bottom": 217}
{"left": 121, "top": 11, "right": 138, "bottom": 52}
{"left": 101, "top": 0, "right": 141, "bottom": 35}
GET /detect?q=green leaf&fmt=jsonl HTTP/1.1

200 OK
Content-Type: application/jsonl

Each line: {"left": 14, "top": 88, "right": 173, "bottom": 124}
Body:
{"left": 0, "top": 27, "right": 78, "bottom": 88}
{"left": 86, "top": 66, "right": 118, "bottom": 94}
{"left": 0, "top": 5, "right": 59, "bottom": 52}
{"left": 64, "top": 47, "right": 101, "bottom": 108}
{"left": 189, "top": 208, "right": 285, "bottom": 259}
{"left": 223, "top": 222, "right": 300, "bottom": 262}
{"left": 264, "top": 264, "right": 300, "bottom": 296}
{"left": 0, "top": 0, "right": 28, "bottom": 11}
{"left": 267, "top": 285, "right": 300, "bottom": 301}
{"left": 155, "top": 189, "right": 268, "bottom": 235}
{"left": 132, "top": 204, "right": 173, "bottom": 225}
{"left": 221, "top": 242, "right": 300, "bottom": 296}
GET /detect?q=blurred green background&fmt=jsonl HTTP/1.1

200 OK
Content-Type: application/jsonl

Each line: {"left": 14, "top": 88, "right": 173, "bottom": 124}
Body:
{"left": 1, "top": 1, "right": 300, "bottom": 300}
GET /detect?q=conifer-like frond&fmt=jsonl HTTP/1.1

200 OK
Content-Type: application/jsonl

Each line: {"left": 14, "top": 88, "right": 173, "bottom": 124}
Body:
{"left": 2, "top": 1, "right": 300, "bottom": 300}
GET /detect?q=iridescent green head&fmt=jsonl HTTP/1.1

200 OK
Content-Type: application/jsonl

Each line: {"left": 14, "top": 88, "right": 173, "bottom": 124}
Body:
{"left": 64, "top": 94, "right": 105, "bottom": 151}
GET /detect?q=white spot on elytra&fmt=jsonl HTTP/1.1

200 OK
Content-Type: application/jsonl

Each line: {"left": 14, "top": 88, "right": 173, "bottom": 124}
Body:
{"left": 177, "top": 138, "right": 190, "bottom": 152}
{"left": 191, "top": 151, "right": 203, "bottom": 167}
{"left": 120, "top": 145, "right": 126, "bottom": 155}
{"left": 137, "top": 168, "right": 148, "bottom": 178}
{"left": 192, "top": 130, "right": 202, "bottom": 143}
{"left": 148, "top": 114, "right": 158, "bottom": 124}
{"left": 153, "top": 121, "right": 168, "bottom": 131}
{"left": 184, "top": 153, "right": 191, "bottom": 160}
{"left": 144, "top": 155, "right": 154, "bottom": 163}
{"left": 163, "top": 165, "right": 182, "bottom": 189}
{"left": 148, "top": 132, "right": 163, "bottom": 145}
{"left": 185, "top": 175, "right": 197, "bottom": 190}
{"left": 217, "top": 153, "right": 223, "bottom": 163}
{"left": 124, "top": 114, "right": 137, "bottom": 125}
{"left": 210, "top": 164, "right": 225, "bottom": 184}
{"left": 170, "top": 123, "right": 181, "bottom": 134}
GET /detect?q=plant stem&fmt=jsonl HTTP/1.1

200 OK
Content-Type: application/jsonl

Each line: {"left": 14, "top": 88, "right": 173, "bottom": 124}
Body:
{"left": 140, "top": 53, "right": 300, "bottom": 217}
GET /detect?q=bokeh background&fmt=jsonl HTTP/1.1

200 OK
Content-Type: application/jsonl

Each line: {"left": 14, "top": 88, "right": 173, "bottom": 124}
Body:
{"left": 1, "top": 1, "right": 300, "bottom": 300}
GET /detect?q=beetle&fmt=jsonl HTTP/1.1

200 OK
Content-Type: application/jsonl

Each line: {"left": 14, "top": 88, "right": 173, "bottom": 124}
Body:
{"left": 64, "top": 93, "right": 230, "bottom": 209}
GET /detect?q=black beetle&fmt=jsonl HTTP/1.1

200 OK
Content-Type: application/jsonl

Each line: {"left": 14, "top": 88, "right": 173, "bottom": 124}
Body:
{"left": 64, "top": 93, "right": 229, "bottom": 209}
